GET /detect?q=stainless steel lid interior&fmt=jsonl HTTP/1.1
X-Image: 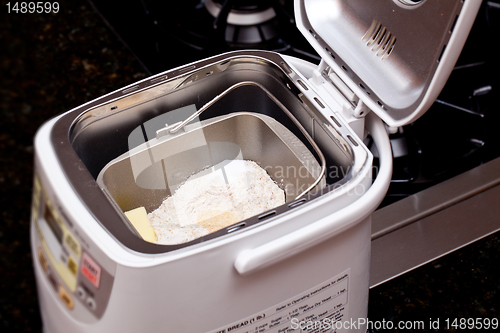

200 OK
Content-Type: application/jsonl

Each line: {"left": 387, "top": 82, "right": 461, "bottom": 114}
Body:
{"left": 296, "top": 0, "right": 482, "bottom": 127}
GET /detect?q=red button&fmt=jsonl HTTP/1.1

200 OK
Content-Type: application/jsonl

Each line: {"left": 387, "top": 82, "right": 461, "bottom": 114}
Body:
{"left": 81, "top": 253, "right": 101, "bottom": 288}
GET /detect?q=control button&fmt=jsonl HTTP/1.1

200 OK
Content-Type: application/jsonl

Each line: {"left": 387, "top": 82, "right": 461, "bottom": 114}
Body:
{"left": 81, "top": 253, "right": 101, "bottom": 288}
{"left": 76, "top": 286, "right": 86, "bottom": 300}
{"left": 64, "top": 232, "right": 81, "bottom": 258}
{"left": 46, "top": 270, "right": 58, "bottom": 292}
{"left": 58, "top": 285, "right": 74, "bottom": 310}
{"left": 38, "top": 248, "right": 48, "bottom": 272}
{"left": 86, "top": 297, "right": 97, "bottom": 311}
{"left": 67, "top": 256, "right": 78, "bottom": 276}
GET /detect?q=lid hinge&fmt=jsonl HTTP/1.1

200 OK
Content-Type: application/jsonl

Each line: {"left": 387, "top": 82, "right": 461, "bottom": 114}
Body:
{"left": 353, "top": 100, "right": 367, "bottom": 118}
{"left": 318, "top": 64, "right": 371, "bottom": 118}
{"left": 310, "top": 61, "right": 371, "bottom": 139}
{"left": 310, "top": 59, "right": 328, "bottom": 86}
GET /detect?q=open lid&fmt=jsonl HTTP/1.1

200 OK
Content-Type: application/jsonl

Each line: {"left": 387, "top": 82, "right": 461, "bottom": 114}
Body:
{"left": 295, "top": 0, "right": 482, "bottom": 127}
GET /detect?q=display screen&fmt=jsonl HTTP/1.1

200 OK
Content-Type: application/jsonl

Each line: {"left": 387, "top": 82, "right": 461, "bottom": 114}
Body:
{"left": 44, "top": 207, "right": 63, "bottom": 243}
{"left": 39, "top": 205, "right": 64, "bottom": 261}
{"left": 33, "top": 175, "right": 81, "bottom": 292}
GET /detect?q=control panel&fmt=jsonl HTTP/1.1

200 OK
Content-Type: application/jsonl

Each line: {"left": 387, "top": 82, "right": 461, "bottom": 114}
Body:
{"left": 32, "top": 174, "right": 114, "bottom": 319}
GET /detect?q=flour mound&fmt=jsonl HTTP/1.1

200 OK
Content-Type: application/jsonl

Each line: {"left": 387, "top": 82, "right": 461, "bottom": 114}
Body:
{"left": 148, "top": 160, "right": 285, "bottom": 245}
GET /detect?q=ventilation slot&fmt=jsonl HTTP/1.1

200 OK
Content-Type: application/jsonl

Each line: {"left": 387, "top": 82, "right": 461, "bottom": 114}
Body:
{"left": 314, "top": 97, "right": 325, "bottom": 108}
{"left": 359, "top": 83, "right": 370, "bottom": 95}
{"left": 227, "top": 223, "right": 246, "bottom": 233}
{"left": 178, "top": 65, "right": 196, "bottom": 73}
{"left": 330, "top": 116, "right": 342, "bottom": 128}
{"left": 438, "top": 44, "right": 447, "bottom": 63}
{"left": 281, "top": 61, "right": 292, "bottom": 74}
{"left": 289, "top": 198, "right": 306, "bottom": 209}
{"left": 150, "top": 75, "right": 168, "bottom": 84}
{"left": 297, "top": 79, "right": 309, "bottom": 91}
{"left": 259, "top": 211, "right": 276, "bottom": 220}
{"left": 347, "top": 135, "right": 359, "bottom": 147}
{"left": 122, "top": 85, "right": 139, "bottom": 94}
{"left": 363, "top": 18, "right": 396, "bottom": 60}
{"left": 450, "top": 15, "right": 458, "bottom": 34}
{"left": 325, "top": 47, "right": 336, "bottom": 59}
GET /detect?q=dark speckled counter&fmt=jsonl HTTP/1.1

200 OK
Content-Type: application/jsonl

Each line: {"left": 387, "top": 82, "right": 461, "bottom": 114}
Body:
{"left": 0, "top": 1, "right": 498, "bottom": 332}
{"left": 0, "top": 1, "right": 146, "bottom": 331}
{"left": 368, "top": 235, "right": 499, "bottom": 332}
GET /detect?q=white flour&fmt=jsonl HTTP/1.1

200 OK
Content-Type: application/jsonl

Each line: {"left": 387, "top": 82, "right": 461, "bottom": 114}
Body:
{"left": 148, "top": 160, "right": 285, "bottom": 245}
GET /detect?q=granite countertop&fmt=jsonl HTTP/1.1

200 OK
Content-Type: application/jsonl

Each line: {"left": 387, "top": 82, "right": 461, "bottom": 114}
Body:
{"left": 1, "top": 1, "right": 146, "bottom": 331}
{"left": 0, "top": 1, "right": 498, "bottom": 332}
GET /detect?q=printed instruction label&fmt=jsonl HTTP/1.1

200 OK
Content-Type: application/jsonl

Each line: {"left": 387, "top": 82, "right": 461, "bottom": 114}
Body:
{"left": 210, "top": 269, "right": 350, "bottom": 333}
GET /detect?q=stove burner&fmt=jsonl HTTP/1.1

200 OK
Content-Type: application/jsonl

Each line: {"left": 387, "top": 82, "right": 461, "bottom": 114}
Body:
{"left": 88, "top": 0, "right": 320, "bottom": 73}
{"left": 205, "top": 0, "right": 277, "bottom": 26}
{"left": 149, "top": 0, "right": 305, "bottom": 52}
{"left": 203, "top": 0, "right": 283, "bottom": 45}
{"left": 133, "top": 0, "right": 319, "bottom": 68}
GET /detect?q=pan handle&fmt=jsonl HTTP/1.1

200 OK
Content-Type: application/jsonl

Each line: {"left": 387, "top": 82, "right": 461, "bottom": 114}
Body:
{"left": 234, "top": 112, "right": 393, "bottom": 275}
{"left": 169, "top": 80, "right": 326, "bottom": 199}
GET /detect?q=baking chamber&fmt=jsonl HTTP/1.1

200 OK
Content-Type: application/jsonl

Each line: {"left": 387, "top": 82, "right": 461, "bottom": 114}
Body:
{"left": 59, "top": 52, "right": 368, "bottom": 252}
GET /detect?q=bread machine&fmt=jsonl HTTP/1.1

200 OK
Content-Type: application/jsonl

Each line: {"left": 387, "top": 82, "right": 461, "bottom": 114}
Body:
{"left": 30, "top": 0, "right": 480, "bottom": 332}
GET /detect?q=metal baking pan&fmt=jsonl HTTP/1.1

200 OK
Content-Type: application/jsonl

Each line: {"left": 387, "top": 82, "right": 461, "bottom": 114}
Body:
{"left": 97, "top": 111, "right": 326, "bottom": 214}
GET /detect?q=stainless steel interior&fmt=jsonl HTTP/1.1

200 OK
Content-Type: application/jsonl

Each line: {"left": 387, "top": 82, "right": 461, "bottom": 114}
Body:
{"left": 61, "top": 51, "right": 362, "bottom": 251}
{"left": 97, "top": 112, "right": 326, "bottom": 213}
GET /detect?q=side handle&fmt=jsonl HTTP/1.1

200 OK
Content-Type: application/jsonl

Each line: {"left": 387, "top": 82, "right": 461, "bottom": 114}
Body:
{"left": 234, "top": 113, "right": 393, "bottom": 275}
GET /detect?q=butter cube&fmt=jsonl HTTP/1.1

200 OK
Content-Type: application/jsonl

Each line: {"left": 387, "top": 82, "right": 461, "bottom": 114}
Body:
{"left": 124, "top": 207, "right": 157, "bottom": 243}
